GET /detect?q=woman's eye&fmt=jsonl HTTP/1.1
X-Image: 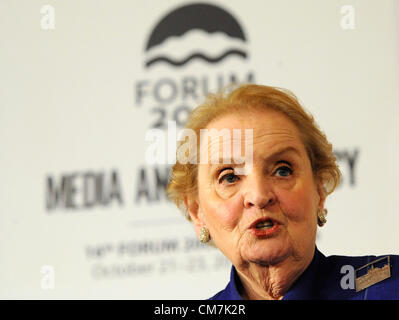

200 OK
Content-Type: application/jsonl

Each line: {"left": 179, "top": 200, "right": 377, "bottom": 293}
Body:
{"left": 274, "top": 165, "right": 293, "bottom": 177}
{"left": 219, "top": 172, "right": 239, "bottom": 184}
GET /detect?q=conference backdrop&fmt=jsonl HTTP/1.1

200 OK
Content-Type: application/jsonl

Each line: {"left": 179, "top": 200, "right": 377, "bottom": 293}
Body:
{"left": 1, "top": 0, "right": 398, "bottom": 299}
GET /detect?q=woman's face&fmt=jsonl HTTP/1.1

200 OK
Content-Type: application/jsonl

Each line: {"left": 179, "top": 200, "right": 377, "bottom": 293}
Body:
{"left": 192, "top": 109, "right": 324, "bottom": 268}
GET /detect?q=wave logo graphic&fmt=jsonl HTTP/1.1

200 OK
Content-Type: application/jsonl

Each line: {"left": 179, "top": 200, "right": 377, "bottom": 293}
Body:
{"left": 145, "top": 3, "right": 247, "bottom": 68}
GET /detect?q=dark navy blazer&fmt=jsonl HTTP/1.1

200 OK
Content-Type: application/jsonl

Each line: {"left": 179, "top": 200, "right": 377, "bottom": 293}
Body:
{"left": 210, "top": 247, "right": 399, "bottom": 300}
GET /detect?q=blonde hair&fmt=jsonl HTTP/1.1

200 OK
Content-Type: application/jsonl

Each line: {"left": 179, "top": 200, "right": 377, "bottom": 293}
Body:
{"left": 166, "top": 84, "right": 341, "bottom": 219}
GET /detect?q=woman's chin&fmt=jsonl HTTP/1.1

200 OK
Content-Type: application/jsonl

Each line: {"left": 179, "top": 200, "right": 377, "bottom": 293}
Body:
{"left": 242, "top": 238, "right": 292, "bottom": 266}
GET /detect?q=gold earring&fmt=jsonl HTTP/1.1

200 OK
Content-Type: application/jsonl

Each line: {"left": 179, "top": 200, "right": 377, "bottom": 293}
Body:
{"left": 318, "top": 208, "right": 328, "bottom": 227}
{"left": 199, "top": 227, "right": 210, "bottom": 243}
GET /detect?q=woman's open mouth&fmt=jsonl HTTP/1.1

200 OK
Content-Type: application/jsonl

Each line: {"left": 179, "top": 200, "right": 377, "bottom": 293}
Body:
{"left": 255, "top": 220, "right": 274, "bottom": 230}
{"left": 250, "top": 218, "right": 280, "bottom": 237}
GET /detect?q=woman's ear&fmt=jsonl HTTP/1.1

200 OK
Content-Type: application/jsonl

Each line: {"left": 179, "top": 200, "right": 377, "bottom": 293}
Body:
{"left": 183, "top": 195, "right": 205, "bottom": 237}
{"left": 316, "top": 180, "right": 327, "bottom": 210}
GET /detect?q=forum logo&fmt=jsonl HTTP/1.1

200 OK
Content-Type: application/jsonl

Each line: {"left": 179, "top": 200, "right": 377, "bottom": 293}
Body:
{"left": 136, "top": 2, "right": 254, "bottom": 130}
{"left": 144, "top": 3, "right": 248, "bottom": 68}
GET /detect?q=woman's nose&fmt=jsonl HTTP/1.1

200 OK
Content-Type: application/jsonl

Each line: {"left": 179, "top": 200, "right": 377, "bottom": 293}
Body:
{"left": 243, "top": 175, "right": 276, "bottom": 209}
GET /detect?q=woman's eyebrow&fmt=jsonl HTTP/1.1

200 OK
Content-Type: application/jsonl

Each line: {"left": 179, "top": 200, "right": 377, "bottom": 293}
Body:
{"left": 263, "top": 146, "right": 301, "bottom": 162}
{"left": 208, "top": 146, "right": 300, "bottom": 169}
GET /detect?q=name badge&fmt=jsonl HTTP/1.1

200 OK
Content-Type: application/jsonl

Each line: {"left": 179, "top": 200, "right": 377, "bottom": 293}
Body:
{"left": 355, "top": 256, "right": 391, "bottom": 292}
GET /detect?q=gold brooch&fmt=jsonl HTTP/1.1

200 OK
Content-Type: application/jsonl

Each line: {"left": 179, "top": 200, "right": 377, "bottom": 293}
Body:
{"left": 355, "top": 256, "right": 391, "bottom": 292}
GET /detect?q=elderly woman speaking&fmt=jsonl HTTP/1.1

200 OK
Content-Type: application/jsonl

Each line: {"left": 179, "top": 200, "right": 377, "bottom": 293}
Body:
{"left": 166, "top": 84, "right": 399, "bottom": 300}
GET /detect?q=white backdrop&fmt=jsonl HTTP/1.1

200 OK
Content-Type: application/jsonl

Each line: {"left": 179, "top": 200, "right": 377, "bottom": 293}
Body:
{"left": 1, "top": 0, "right": 398, "bottom": 299}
